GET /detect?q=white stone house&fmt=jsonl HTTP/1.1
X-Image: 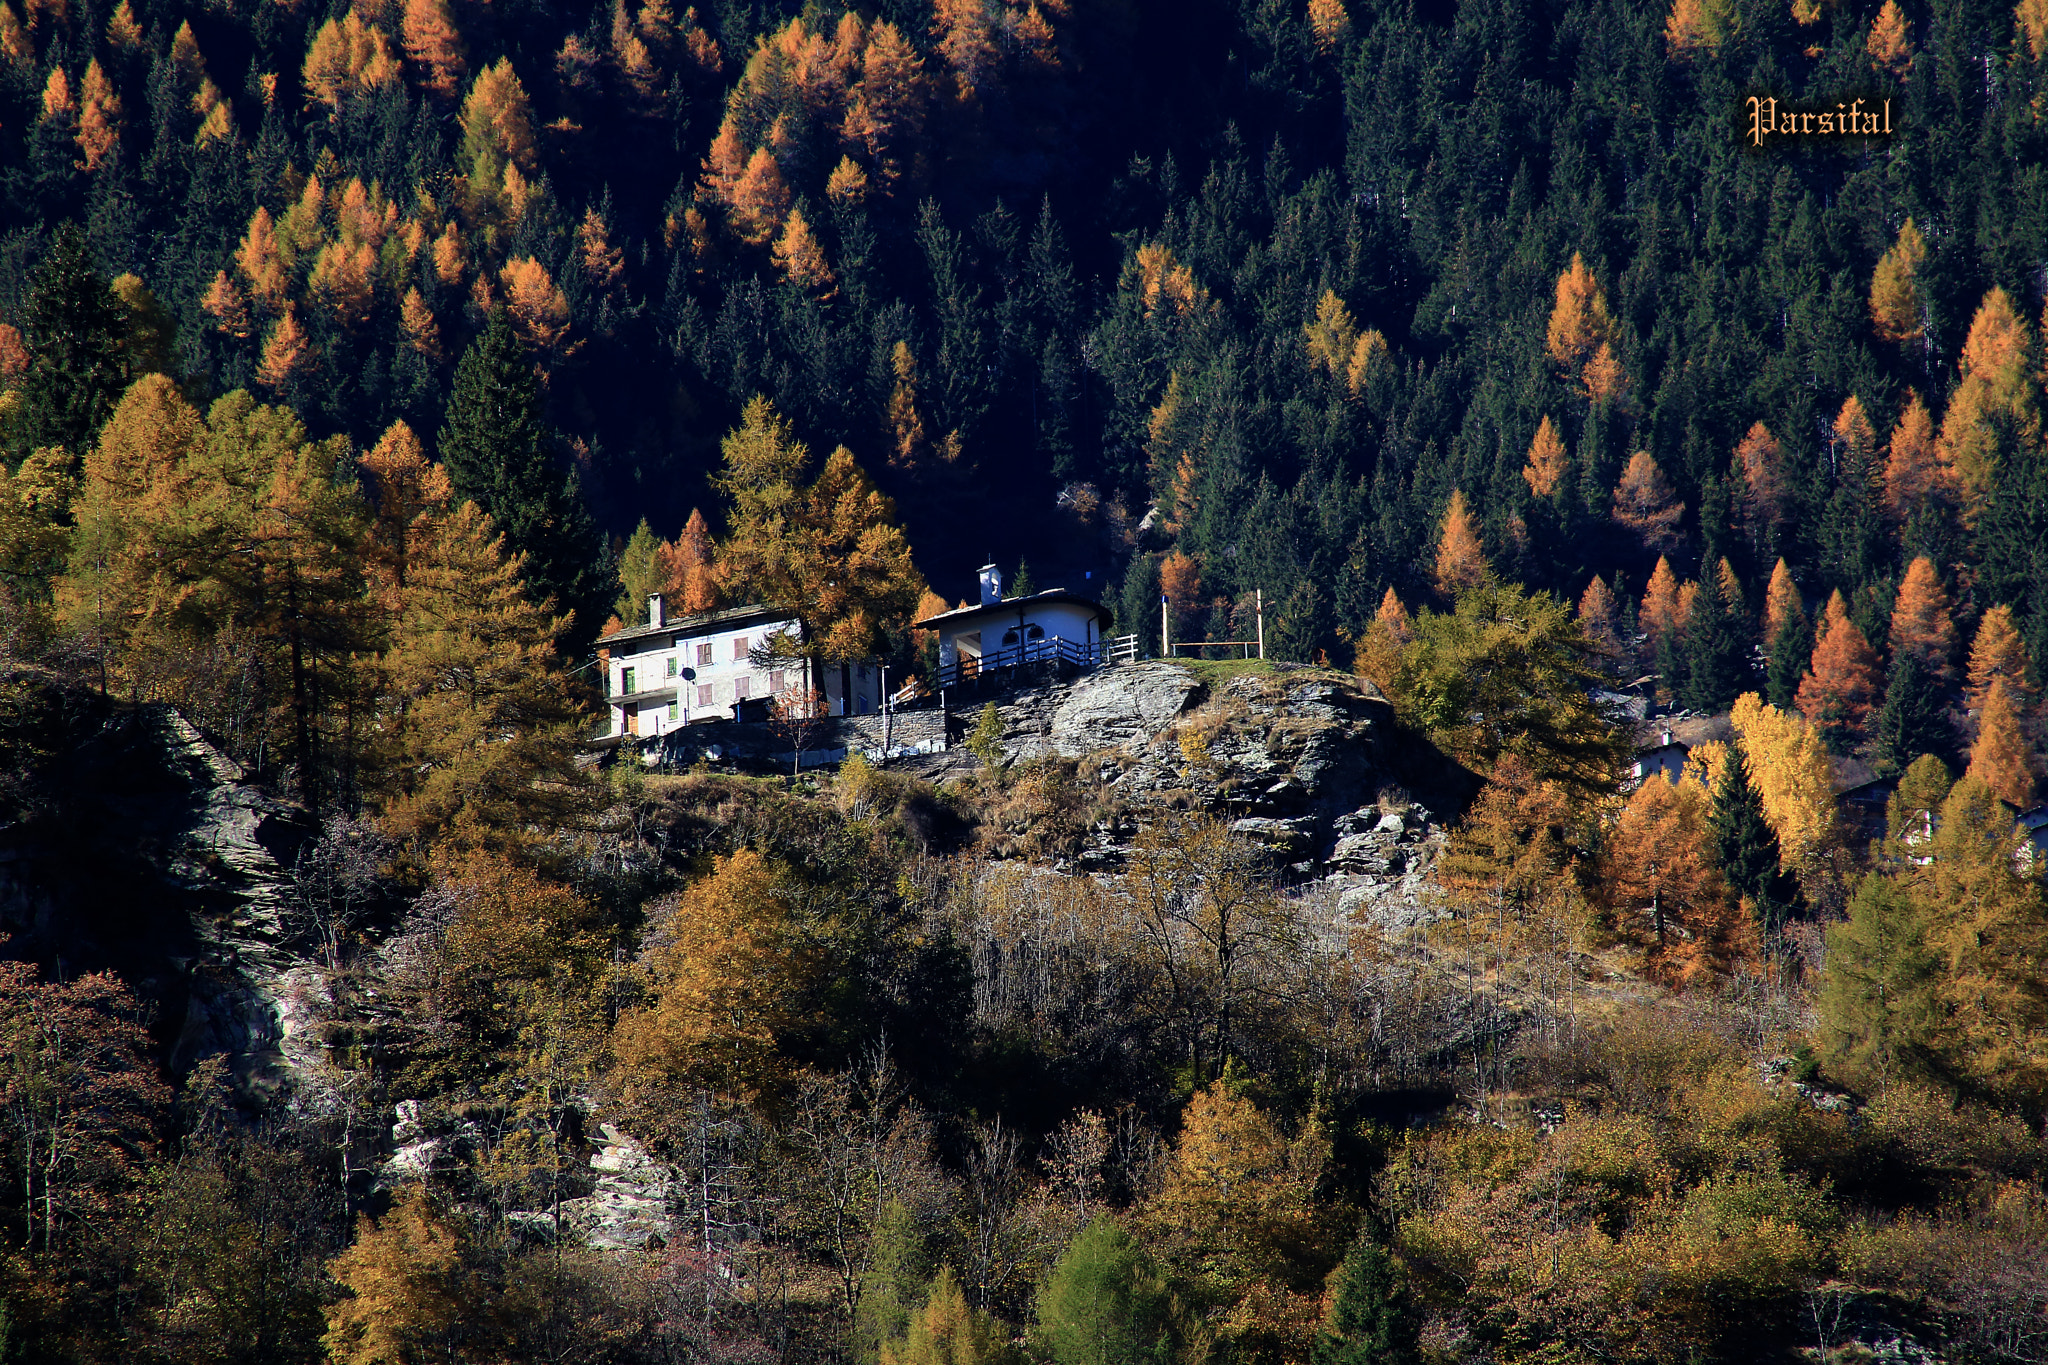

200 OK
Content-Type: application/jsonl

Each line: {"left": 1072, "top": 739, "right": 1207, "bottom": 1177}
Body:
{"left": 602, "top": 596, "right": 882, "bottom": 738}
{"left": 914, "top": 565, "right": 1115, "bottom": 686}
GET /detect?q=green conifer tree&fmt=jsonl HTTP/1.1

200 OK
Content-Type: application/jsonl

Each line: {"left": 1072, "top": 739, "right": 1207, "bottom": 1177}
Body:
{"left": 1871, "top": 651, "right": 1952, "bottom": 777}
{"left": 1311, "top": 1233, "right": 1420, "bottom": 1365}
{"left": 1766, "top": 615, "right": 1812, "bottom": 711}
{"left": 438, "top": 310, "right": 605, "bottom": 647}
{"left": 14, "top": 224, "right": 128, "bottom": 463}
{"left": 1819, "top": 874, "right": 1948, "bottom": 1090}
{"left": 1011, "top": 558, "right": 1036, "bottom": 596}
{"left": 1709, "top": 753, "right": 1796, "bottom": 942}
{"left": 1681, "top": 572, "right": 1747, "bottom": 712}
{"left": 1032, "top": 1218, "right": 1179, "bottom": 1365}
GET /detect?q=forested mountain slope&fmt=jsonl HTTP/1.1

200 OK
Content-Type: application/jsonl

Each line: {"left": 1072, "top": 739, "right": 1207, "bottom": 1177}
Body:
{"left": 2, "top": 0, "right": 2044, "bottom": 665}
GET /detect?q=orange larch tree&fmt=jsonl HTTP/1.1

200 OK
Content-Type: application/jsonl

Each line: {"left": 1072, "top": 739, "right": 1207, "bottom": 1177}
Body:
{"left": 1600, "top": 773, "right": 1746, "bottom": 984}
{"left": 1611, "top": 450, "right": 1683, "bottom": 552}
{"left": 1577, "top": 575, "right": 1622, "bottom": 662}
{"left": 1735, "top": 420, "right": 1790, "bottom": 547}
{"left": 1869, "top": 218, "right": 1926, "bottom": 343}
{"left": 401, "top": 0, "right": 465, "bottom": 95}
{"left": 1639, "top": 555, "right": 1684, "bottom": 649}
{"left": 1544, "top": 252, "right": 1616, "bottom": 389}
{"left": 1936, "top": 287, "right": 2040, "bottom": 515}
{"left": 75, "top": 58, "right": 120, "bottom": 170}
{"left": 1432, "top": 489, "right": 1488, "bottom": 598}
{"left": 1888, "top": 557, "right": 1956, "bottom": 683}
{"left": 1521, "top": 415, "right": 1567, "bottom": 497}
{"left": 1797, "top": 590, "right": 1883, "bottom": 747}
{"left": 1966, "top": 605, "right": 2037, "bottom": 714}
{"left": 1965, "top": 679, "right": 2037, "bottom": 808}
{"left": 1866, "top": 0, "right": 1913, "bottom": 75}
{"left": 1881, "top": 391, "right": 1946, "bottom": 522}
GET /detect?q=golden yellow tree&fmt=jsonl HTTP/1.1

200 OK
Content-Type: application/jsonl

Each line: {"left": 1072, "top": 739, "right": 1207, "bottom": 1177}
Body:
{"left": 1142, "top": 1079, "right": 1326, "bottom": 1362}
{"left": 611, "top": 849, "right": 812, "bottom": 1100}
{"left": 1936, "top": 287, "right": 2040, "bottom": 515}
{"left": 369, "top": 498, "right": 587, "bottom": 851}
{"left": 321, "top": 1190, "right": 470, "bottom": 1365}
{"left": 458, "top": 57, "right": 538, "bottom": 175}
{"left": 712, "top": 397, "right": 924, "bottom": 664}
{"left": 1303, "top": 289, "right": 1358, "bottom": 377}
{"left": 302, "top": 9, "right": 401, "bottom": 113}
{"left": 1916, "top": 777, "right": 2048, "bottom": 1102}
{"left": 1730, "top": 692, "right": 1836, "bottom": 867}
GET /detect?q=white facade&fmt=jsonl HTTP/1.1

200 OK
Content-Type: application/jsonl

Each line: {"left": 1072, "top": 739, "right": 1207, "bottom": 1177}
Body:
{"left": 603, "top": 597, "right": 882, "bottom": 738}
{"left": 914, "top": 568, "right": 1114, "bottom": 680}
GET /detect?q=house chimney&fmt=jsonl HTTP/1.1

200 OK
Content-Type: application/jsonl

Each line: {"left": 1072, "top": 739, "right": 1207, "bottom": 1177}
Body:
{"left": 649, "top": 593, "right": 665, "bottom": 627}
{"left": 978, "top": 564, "right": 1001, "bottom": 607}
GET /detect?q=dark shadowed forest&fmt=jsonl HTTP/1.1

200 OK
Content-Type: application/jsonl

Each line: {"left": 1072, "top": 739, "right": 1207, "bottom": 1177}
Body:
{"left": 2, "top": 0, "right": 2048, "bottom": 1360}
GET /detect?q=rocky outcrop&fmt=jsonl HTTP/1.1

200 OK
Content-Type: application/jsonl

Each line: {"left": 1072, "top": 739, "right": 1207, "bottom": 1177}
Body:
{"left": 561, "top": 1124, "right": 671, "bottom": 1251}
{"left": 0, "top": 703, "right": 323, "bottom": 1102}
{"left": 976, "top": 665, "right": 1457, "bottom": 929}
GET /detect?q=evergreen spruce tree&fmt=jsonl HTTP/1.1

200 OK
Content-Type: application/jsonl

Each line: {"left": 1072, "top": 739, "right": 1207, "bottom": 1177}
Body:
{"left": 438, "top": 310, "right": 605, "bottom": 647}
{"left": 14, "top": 224, "right": 128, "bottom": 463}
{"left": 1871, "top": 651, "right": 1951, "bottom": 777}
{"left": 1709, "top": 754, "right": 1796, "bottom": 942}
{"left": 1011, "top": 558, "right": 1036, "bottom": 596}
{"left": 1766, "top": 614, "right": 1812, "bottom": 711}
{"left": 1311, "top": 1233, "right": 1420, "bottom": 1365}
{"left": 1681, "top": 572, "right": 1747, "bottom": 712}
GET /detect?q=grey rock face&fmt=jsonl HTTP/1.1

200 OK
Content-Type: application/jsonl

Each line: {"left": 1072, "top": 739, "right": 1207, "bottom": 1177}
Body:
{"left": 1033, "top": 662, "right": 1202, "bottom": 759}
{"left": 561, "top": 1124, "right": 671, "bottom": 1251}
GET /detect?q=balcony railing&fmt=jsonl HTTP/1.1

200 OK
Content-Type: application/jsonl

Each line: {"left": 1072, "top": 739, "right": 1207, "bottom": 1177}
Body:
{"left": 937, "top": 635, "right": 1111, "bottom": 689}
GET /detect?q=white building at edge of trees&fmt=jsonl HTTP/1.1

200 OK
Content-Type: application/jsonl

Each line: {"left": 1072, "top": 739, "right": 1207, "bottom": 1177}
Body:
{"left": 601, "top": 596, "right": 883, "bottom": 738}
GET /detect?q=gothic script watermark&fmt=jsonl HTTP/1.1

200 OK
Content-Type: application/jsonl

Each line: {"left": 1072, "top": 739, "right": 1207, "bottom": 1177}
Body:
{"left": 1745, "top": 96, "right": 1892, "bottom": 147}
